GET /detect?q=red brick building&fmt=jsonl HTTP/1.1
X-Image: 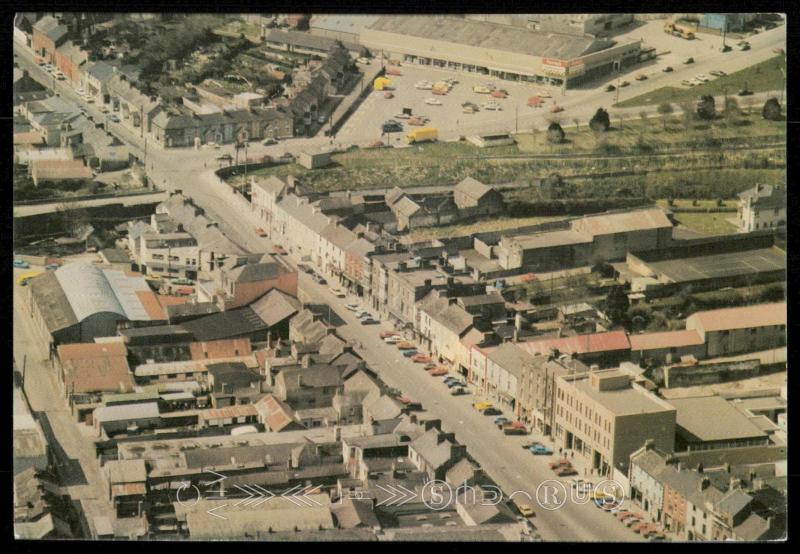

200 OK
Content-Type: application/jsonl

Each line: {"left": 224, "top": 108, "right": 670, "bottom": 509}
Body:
{"left": 32, "top": 15, "right": 68, "bottom": 63}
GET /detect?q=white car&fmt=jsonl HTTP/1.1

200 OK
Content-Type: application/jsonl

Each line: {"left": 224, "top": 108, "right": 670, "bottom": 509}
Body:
{"left": 384, "top": 335, "right": 402, "bottom": 344}
{"left": 329, "top": 287, "right": 346, "bottom": 298}
{"left": 76, "top": 88, "right": 86, "bottom": 95}
{"left": 482, "top": 102, "right": 502, "bottom": 111}
{"left": 345, "top": 303, "right": 360, "bottom": 312}
{"left": 415, "top": 81, "right": 432, "bottom": 90}
{"left": 695, "top": 74, "right": 709, "bottom": 82}
{"left": 425, "top": 98, "right": 442, "bottom": 106}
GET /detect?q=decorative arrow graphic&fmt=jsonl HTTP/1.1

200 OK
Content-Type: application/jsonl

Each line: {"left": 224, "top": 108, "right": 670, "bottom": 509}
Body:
{"left": 206, "top": 503, "right": 228, "bottom": 520}
{"left": 376, "top": 484, "right": 419, "bottom": 506}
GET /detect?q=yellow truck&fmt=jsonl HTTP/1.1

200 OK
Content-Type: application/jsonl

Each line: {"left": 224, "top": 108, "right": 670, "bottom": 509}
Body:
{"left": 406, "top": 126, "right": 438, "bottom": 144}
{"left": 664, "top": 20, "right": 695, "bottom": 39}
{"left": 373, "top": 77, "right": 392, "bottom": 91}
{"left": 16, "top": 270, "right": 42, "bottom": 286}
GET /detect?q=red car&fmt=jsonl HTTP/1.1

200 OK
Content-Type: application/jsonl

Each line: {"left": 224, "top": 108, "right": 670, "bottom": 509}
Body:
{"left": 556, "top": 466, "right": 578, "bottom": 477}
{"left": 412, "top": 354, "right": 432, "bottom": 363}
{"left": 379, "top": 330, "right": 399, "bottom": 339}
{"left": 386, "top": 67, "right": 402, "bottom": 76}
{"left": 255, "top": 227, "right": 267, "bottom": 237}
{"left": 549, "top": 459, "right": 570, "bottom": 470}
{"left": 427, "top": 366, "right": 448, "bottom": 376}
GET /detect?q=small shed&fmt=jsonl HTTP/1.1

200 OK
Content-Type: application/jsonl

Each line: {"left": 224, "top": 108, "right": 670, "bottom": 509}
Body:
{"left": 298, "top": 150, "right": 332, "bottom": 170}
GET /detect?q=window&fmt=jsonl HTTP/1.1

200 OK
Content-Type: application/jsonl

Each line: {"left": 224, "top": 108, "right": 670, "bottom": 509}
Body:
{"left": 152, "top": 254, "right": 164, "bottom": 260}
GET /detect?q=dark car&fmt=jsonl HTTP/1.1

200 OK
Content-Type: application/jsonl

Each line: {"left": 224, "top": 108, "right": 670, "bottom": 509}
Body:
{"left": 314, "top": 274, "right": 327, "bottom": 285}
{"left": 402, "top": 350, "right": 418, "bottom": 357}
{"left": 483, "top": 408, "right": 503, "bottom": 416}
{"left": 605, "top": 84, "right": 616, "bottom": 92}
{"left": 738, "top": 89, "right": 754, "bottom": 96}
{"left": 662, "top": 66, "right": 673, "bottom": 72}
{"left": 382, "top": 121, "right": 403, "bottom": 133}
{"left": 360, "top": 318, "right": 379, "bottom": 325}
{"left": 683, "top": 57, "right": 695, "bottom": 64}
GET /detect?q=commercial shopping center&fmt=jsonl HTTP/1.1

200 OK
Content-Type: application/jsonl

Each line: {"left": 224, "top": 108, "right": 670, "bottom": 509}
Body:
{"left": 359, "top": 16, "right": 643, "bottom": 88}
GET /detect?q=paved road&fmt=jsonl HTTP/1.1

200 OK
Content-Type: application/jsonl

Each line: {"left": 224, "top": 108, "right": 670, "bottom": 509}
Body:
{"left": 14, "top": 191, "right": 169, "bottom": 218}
{"left": 295, "top": 271, "right": 644, "bottom": 542}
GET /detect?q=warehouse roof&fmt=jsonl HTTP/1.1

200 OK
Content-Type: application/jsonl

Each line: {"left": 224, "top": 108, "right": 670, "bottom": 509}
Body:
{"left": 509, "top": 229, "right": 592, "bottom": 250}
{"left": 57, "top": 342, "right": 135, "bottom": 394}
{"left": 667, "top": 396, "right": 768, "bottom": 443}
{"left": 186, "top": 505, "right": 334, "bottom": 539}
{"left": 687, "top": 302, "right": 786, "bottom": 333}
{"left": 53, "top": 262, "right": 158, "bottom": 323}
{"left": 629, "top": 329, "right": 704, "bottom": 351}
{"left": 94, "top": 402, "right": 160, "bottom": 423}
{"left": 311, "top": 14, "right": 380, "bottom": 34}
{"left": 517, "top": 330, "right": 631, "bottom": 357}
{"left": 366, "top": 15, "right": 614, "bottom": 60}
{"left": 572, "top": 207, "right": 673, "bottom": 237}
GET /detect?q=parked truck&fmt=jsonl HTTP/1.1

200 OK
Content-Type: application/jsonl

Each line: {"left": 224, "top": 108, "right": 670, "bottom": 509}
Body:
{"left": 406, "top": 127, "right": 438, "bottom": 144}
{"left": 373, "top": 77, "right": 392, "bottom": 91}
{"left": 664, "top": 20, "right": 695, "bottom": 39}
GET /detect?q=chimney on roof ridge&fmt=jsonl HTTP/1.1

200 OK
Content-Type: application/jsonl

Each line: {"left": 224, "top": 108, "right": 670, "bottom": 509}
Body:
{"left": 699, "top": 476, "right": 710, "bottom": 492}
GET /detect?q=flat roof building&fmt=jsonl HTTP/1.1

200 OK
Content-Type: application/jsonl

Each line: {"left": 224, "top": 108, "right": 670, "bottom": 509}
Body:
{"left": 554, "top": 369, "right": 676, "bottom": 476}
{"left": 667, "top": 396, "right": 770, "bottom": 451}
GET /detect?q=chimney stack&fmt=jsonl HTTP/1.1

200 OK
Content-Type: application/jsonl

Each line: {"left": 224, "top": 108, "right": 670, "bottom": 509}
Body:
{"left": 333, "top": 425, "right": 341, "bottom": 442}
{"left": 699, "top": 476, "right": 710, "bottom": 491}
{"left": 644, "top": 439, "right": 655, "bottom": 451}
{"left": 301, "top": 354, "right": 311, "bottom": 368}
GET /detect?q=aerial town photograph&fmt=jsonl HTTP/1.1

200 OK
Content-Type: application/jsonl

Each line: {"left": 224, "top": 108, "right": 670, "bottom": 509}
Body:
{"left": 11, "top": 11, "right": 788, "bottom": 543}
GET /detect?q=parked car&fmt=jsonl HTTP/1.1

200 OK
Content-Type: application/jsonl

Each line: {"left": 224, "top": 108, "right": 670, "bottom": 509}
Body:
{"left": 683, "top": 57, "right": 695, "bottom": 64}
{"left": 361, "top": 318, "right": 379, "bottom": 325}
{"left": 619, "top": 80, "right": 630, "bottom": 87}
{"left": 423, "top": 363, "right": 437, "bottom": 370}
{"left": 382, "top": 121, "right": 403, "bottom": 133}
{"left": 109, "top": 114, "right": 120, "bottom": 123}
{"left": 402, "top": 349, "right": 418, "bottom": 357}
{"left": 329, "top": 287, "right": 346, "bottom": 298}
{"left": 446, "top": 380, "right": 464, "bottom": 389}
{"left": 384, "top": 336, "right": 402, "bottom": 344}
{"left": 273, "top": 245, "right": 287, "bottom": 255}
{"left": 44, "top": 263, "right": 60, "bottom": 271}
{"left": 695, "top": 74, "right": 709, "bottom": 82}
{"left": 411, "top": 354, "right": 432, "bottom": 363}
{"left": 555, "top": 465, "right": 578, "bottom": 477}
{"left": 380, "top": 330, "right": 398, "bottom": 338}
{"left": 503, "top": 426, "right": 528, "bottom": 436}
{"left": 494, "top": 416, "right": 511, "bottom": 426}
{"left": 518, "top": 504, "right": 536, "bottom": 518}
{"left": 738, "top": 89, "right": 754, "bottom": 96}
{"left": 415, "top": 81, "right": 433, "bottom": 90}
{"left": 482, "top": 102, "right": 502, "bottom": 111}
{"left": 396, "top": 341, "right": 416, "bottom": 350}
{"left": 482, "top": 408, "right": 502, "bottom": 416}
{"left": 255, "top": 227, "right": 267, "bottom": 237}
{"left": 450, "top": 387, "right": 468, "bottom": 396}
{"left": 635, "top": 74, "right": 648, "bottom": 81}
{"left": 13, "top": 259, "right": 30, "bottom": 269}
{"left": 605, "top": 84, "right": 616, "bottom": 92}
{"left": 709, "top": 69, "right": 726, "bottom": 77}
{"left": 472, "top": 85, "right": 492, "bottom": 94}
{"left": 473, "top": 401, "right": 493, "bottom": 411}
{"left": 346, "top": 303, "right": 360, "bottom": 311}
{"left": 427, "top": 366, "right": 449, "bottom": 376}
{"left": 262, "top": 138, "right": 278, "bottom": 145}
{"left": 530, "top": 443, "right": 553, "bottom": 455}
{"left": 662, "top": 66, "right": 673, "bottom": 72}
{"left": 425, "top": 98, "right": 442, "bottom": 106}
{"left": 313, "top": 274, "right": 327, "bottom": 285}
{"left": 738, "top": 42, "right": 751, "bottom": 51}
{"left": 720, "top": 44, "right": 732, "bottom": 52}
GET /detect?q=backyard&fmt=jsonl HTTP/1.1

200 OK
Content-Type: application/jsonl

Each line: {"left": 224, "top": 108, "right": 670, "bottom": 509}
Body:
{"left": 614, "top": 55, "right": 786, "bottom": 108}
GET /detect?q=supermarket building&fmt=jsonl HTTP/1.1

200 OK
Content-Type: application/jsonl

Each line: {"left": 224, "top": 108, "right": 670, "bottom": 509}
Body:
{"left": 359, "top": 16, "right": 643, "bottom": 89}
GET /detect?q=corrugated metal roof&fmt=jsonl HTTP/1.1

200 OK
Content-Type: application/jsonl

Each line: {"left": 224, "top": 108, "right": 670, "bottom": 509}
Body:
{"left": 95, "top": 402, "right": 160, "bottom": 423}
{"left": 199, "top": 404, "right": 258, "bottom": 421}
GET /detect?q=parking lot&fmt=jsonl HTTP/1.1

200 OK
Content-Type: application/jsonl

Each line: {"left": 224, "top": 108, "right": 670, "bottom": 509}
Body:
{"left": 338, "top": 61, "right": 566, "bottom": 145}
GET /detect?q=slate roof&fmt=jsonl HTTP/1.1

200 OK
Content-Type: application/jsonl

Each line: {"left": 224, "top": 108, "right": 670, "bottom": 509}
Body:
{"left": 250, "top": 289, "right": 302, "bottom": 327}
{"left": 738, "top": 184, "right": 785, "bottom": 210}
{"left": 409, "top": 428, "right": 458, "bottom": 471}
{"left": 180, "top": 307, "right": 269, "bottom": 342}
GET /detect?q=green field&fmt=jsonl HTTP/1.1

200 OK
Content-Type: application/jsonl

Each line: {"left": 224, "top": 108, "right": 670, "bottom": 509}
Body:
{"left": 615, "top": 55, "right": 786, "bottom": 108}
{"left": 671, "top": 212, "right": 739, "bottom": 235}
{"left": 406, "top": 215, "right": 565, "bottom": 241}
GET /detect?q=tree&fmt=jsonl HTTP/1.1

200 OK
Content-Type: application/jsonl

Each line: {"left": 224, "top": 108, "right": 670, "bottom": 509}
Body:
{"left": 696, "top": 95, "right": 716, "bottom": 120}
{"left": 627, "top": 305, "right": 652, "bottom": 332}
{"left": 591, "top": 260, "right": 615, "bottom": 279}
{"left": 56, "top": 203, "right": 91, "bottom": 237}
{"left": 602, "top": 286, "right": 630, "bottom": 327}
{"left": 657, "top": 102, "right": 674, "bottom": 130}
{"left": 762, "top": 97, "right": 783, "bottom": 121}
{"left": 547, "top": 122, "right": 565, "bottom": 144}
{"left": 589, "top": 108, "right": 611, "bottom": 132}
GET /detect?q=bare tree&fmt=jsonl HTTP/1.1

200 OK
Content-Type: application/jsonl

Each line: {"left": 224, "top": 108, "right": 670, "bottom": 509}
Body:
{"left": 657, "top": 102, "right": 674, "bottom": 131}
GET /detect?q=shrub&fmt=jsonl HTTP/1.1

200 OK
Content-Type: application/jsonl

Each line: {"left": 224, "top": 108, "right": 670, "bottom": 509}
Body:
{"left": 696, "top": 95, "right": 716, "bottom": 120}
{"left": 762, "top": 97, "right": 783, "bottom": 121}
{"left": 547, "top": 122, "right": 565, "bottom": 144}
{"left": 589, "top": 108, "right": 611, "bottom": 132}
